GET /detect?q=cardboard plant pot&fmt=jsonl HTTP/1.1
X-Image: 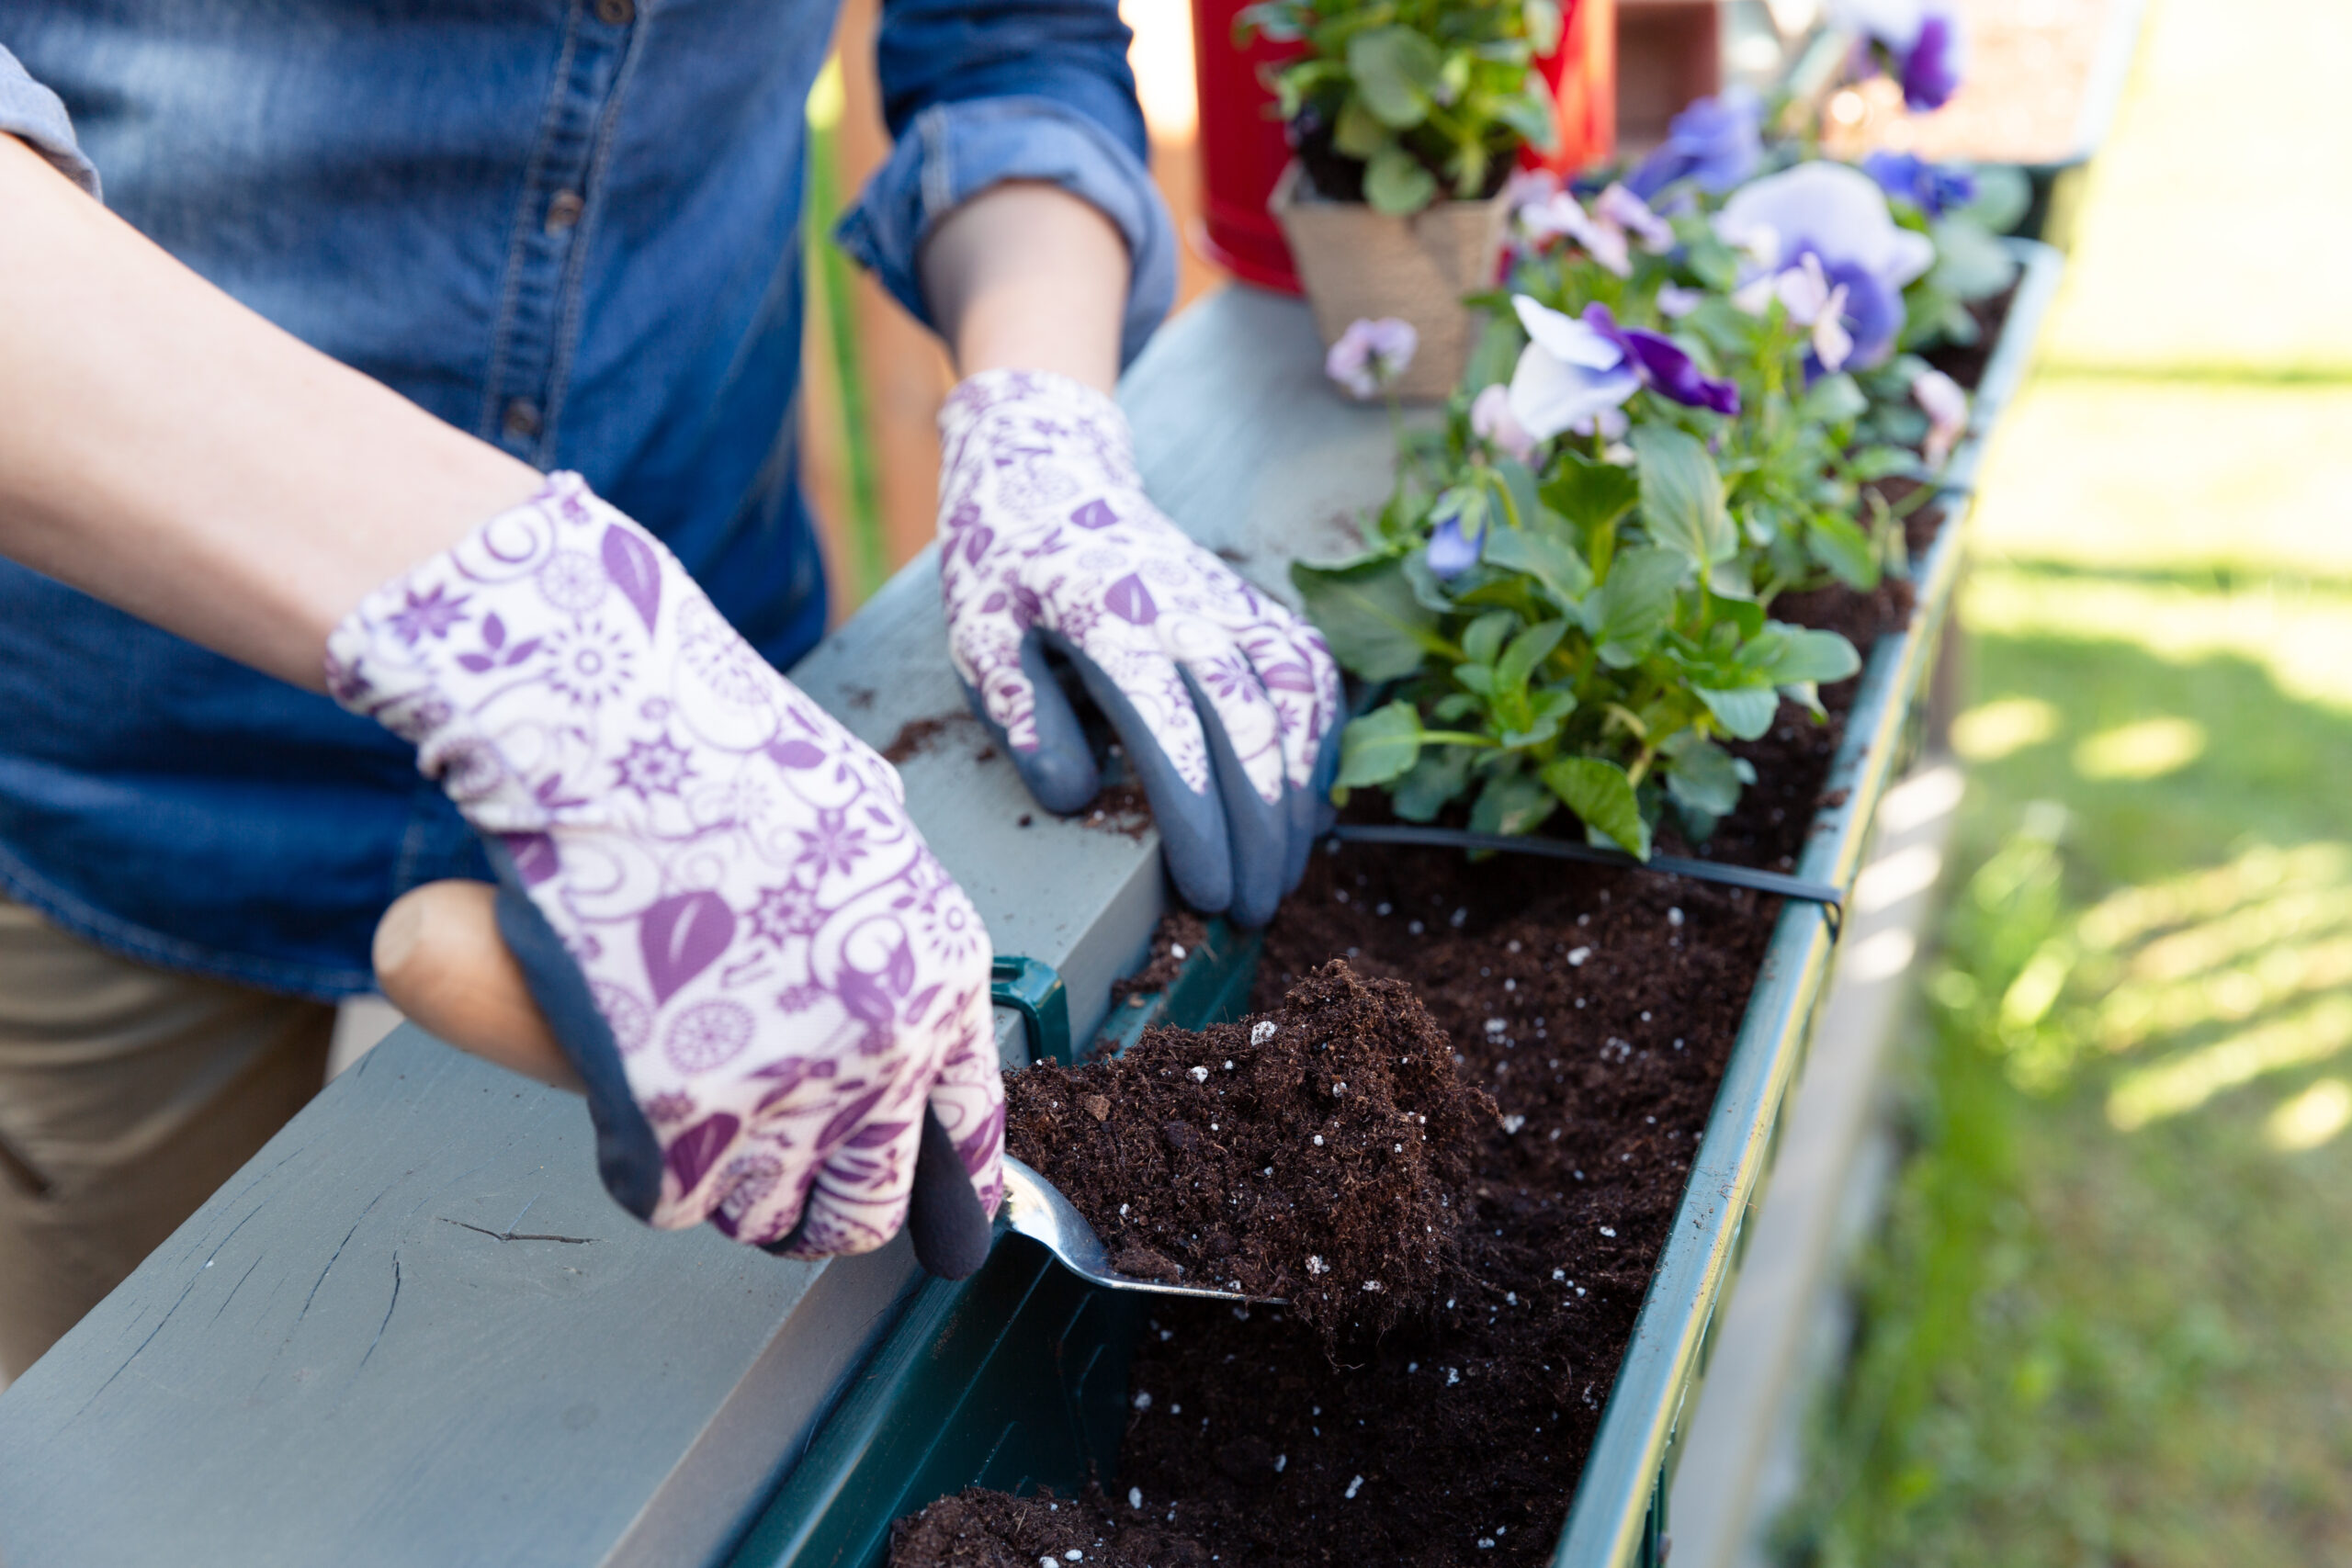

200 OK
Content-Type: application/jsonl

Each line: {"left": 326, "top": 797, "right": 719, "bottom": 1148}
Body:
{"left": 1270, "top": 160, "right": 1513, "bottom": 402}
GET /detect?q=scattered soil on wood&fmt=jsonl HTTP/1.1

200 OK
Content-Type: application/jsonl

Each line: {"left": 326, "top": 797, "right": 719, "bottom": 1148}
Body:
{"left": 1079, "top": 778, "right": 1155, "bottom": 839}
{"left": 883, "top": 711, "right": 989, "bottom": 766}
{"left": 1109, "top": 911, "right": 1212, "bottom": 1010}
{"left": 1006, "top": 963, "right": 1495, "bottom": 1341}
{"left": 889, "top": 1485, "right": 1204, "bottom": 1568}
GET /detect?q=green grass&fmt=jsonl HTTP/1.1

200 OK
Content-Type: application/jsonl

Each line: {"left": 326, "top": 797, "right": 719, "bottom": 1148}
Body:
{"left": 1776, "top": 568, "right": 2352, "bottom": 1567}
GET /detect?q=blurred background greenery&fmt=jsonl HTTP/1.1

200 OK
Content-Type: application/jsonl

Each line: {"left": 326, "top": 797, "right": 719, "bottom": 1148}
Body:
{"left": 1778, "top": 1, "right": 2352, "bottom": 1561}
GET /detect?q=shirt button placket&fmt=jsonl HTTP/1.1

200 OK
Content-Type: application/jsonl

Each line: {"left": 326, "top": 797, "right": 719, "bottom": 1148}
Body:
{"left": 594, "top": 0, "right": 635, "bottom": 26}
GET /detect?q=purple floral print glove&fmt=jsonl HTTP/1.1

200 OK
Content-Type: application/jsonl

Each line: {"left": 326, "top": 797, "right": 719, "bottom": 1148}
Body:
{"left": 938, "top": 369, "right": 1343, "bottom": 927}
{"left": 327, "top": 475, "right": 1004, "bottom": 1264}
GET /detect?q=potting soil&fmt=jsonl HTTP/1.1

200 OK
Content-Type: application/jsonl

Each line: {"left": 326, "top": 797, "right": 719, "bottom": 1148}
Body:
{"left": 1004, "top": 962, "right": 1495, "bottom": 1341}
{"left": 893, "top": 300, "right": 2007, "bottom": 1565}
{"left": 888, "top": 1485, "right": 1205, "bottom": 1567}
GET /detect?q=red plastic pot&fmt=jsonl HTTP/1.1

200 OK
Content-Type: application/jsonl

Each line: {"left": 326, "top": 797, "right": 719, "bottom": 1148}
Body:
{"left": 1188, "top": 0, "right": 1618, "bottom": 296}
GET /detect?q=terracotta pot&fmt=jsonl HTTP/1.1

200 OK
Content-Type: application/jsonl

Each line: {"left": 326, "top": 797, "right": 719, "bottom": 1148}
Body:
{"left": 1268, "top": 162, "right": 1513, "bottom": 403}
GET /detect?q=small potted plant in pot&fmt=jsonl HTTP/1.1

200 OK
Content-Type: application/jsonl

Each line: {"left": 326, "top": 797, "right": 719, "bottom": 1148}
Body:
{"left": 1241, "top": 0, "right": 1570, "bottom": 399}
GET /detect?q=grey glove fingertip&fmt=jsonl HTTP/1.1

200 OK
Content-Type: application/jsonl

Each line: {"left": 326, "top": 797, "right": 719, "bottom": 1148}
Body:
{"left": 963, "top": 634, "right": 1101, "bottom": 816}
{"left": 484, "top": 840, "right": 663, "bottom": 1223}
{"left": 907, "top": 1104, "right": 994, "bottom": 1280}
{"left": 1047, "top": 637, "right": 1235, "bottom": 914}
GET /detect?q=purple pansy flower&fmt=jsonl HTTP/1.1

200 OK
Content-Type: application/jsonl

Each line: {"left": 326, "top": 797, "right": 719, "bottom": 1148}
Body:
{"left": 1519, "top": 182, "right": 1674, "bottom": 278}
{"left": 1860, "top": 151, "right": 1976, "bottom": 218}
{"left": 1715, "top": 161, "right": 1936, "bottom": 370}
{"left": 1624, "top": 88, "right": 1763, "bottom": 200}
{"left": 1505, "top": 296, "right": 1641, "bottom": 443}
{"left": 1830, "top": 0, "right": 1966, "bottom": 111}
{"left": 1583, "top": 303, "right": 1742, "bottom": 416}
{"left": 1426, "top": 491, "right": 1487, "bottom": 581}
{"left": 1325, "top": 317, "right": 1419, "bottom": 399}
{"left": 1734, "top": 252, "right": 1855, "bottom": 375}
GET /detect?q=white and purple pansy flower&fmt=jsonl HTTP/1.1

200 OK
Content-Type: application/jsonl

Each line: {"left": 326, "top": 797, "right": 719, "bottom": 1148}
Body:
{"left": 1733, "top": 251, "right": 1856, "bottom": 374}
{"left": 1325, "top": 316, "right": 1419, "bottom": 399}
{"left": 1518, "top": 182, "right": 1675, "bottom": 277}
{"left": 1505, "top": 295, "right": 1642, "bottom": 444}
{"left": 1715, "top": 161, "right": 1936, "bottom": 370}
{"left": 1830, "top": 0, "right": 1966, "bottom": 111}
{"left": 1911, "top": 367, "right": 1969, "bottom": 467}
{"left": 1583, "top": 303, "right": 1742, "bottom": 416}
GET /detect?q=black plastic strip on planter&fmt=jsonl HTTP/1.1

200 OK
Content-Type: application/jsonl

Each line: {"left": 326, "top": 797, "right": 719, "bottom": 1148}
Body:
{"left": 1322, "top": 823, "right": 1848, "bottom": 926}
{"left": 1549, "top": 237, "right": 2065, "bottom": 1568}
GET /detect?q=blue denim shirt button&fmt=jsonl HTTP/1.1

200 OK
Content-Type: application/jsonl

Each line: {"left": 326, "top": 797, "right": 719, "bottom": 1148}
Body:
{"left": 503, "top": 399, "right": 543, "bottom": 440}
{"left": 594, "top": 0, "right": 635, "bottom": 27}
{"left": 545, "top": 189, "right": 584, "bottom": 233}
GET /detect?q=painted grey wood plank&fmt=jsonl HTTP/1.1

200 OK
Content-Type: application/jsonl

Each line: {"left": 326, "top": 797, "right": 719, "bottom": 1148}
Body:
{"left": 0, "top": 287, "right": 1393, "bottom": 1568}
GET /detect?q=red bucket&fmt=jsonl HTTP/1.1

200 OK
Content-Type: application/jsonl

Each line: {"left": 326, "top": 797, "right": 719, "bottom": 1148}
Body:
{"left": 1188, "top": 0, "right": 1617, "bottom": 295}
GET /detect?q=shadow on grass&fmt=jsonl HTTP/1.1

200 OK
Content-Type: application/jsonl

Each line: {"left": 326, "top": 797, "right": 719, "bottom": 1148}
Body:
{"left": 1775, "top": 612, "right": 2352, "bottom": 1568}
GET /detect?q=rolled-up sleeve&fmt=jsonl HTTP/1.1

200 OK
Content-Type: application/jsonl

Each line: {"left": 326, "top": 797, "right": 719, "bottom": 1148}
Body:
{"left": 836, "top": 0, "right": 1177, "bottom": 368}
{"left": 0, "top": 45, "right": 98, "bottom": 198}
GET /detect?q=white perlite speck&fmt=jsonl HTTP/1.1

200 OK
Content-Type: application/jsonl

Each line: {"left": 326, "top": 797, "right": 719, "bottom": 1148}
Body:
{"left": 1362, "top": 1280, "right": 1381, "bottom": 1292}
{"left": 1134, "top": 1392, "right": 1152, "bottom": 1410}
{"left": 1599, "top": 1225, "right": 1616, "bottom": 1237}
{"left": 1250, "top": 1021, "right": 1277, "bottom": 1045}
{"left": 1567, "top": 946, "right": 1591, "bottom": 965}
{"left": 1344, "top": 1475, "right": 1364, "bottom": 1499}
{"left": 1500, "top": 1114, "right": 1526, "bottom": 1134}
{"left": 1306, "top": 1255, "right": 1328, "bottom": 1275}
{"left": 1224, "top": 1060, "right": 1234, "bottom": 1070}
{"left": 1189, "top": 1066, "right": 1209, "bottom": 1082}
{"left": 1668, "top": 907, "right": 1684, "bottom": 927}
{"left": 1484, "top": 1017, "right": 1507, "bottom": 1035}
{"left": 1067, "top": 1552, "right": 1084, "bottom": 1562}
{"left": 1170, "top": 943, "right": 1187, "bottom": 959}
{"left": 1274, "top": 1454, "right": 1287, "bottom": 1473}
{"left": 1312, "top": 1134, "right": 1324, "bottom": 1145}
{"left": 1129, "top": 1487, "right": 1144, "bottom": 1509}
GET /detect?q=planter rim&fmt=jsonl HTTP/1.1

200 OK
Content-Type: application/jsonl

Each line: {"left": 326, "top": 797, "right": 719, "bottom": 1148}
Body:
{"left": 1548, "top": 235, "right": 2068, "bottom": 1568}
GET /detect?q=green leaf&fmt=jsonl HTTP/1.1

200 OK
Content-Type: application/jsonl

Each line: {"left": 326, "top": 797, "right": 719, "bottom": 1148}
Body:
{"left": 1333, "top": 97, "right": 1390, "bottom": 159}
{"left": 1633, "top": 424, "right": 1735, "bottom": 568}
{"left": 1472, "top": 768, "right": 1559, "bottom": 837}
{"left": 1541, "top": 449, "right": 1639, "bottom": 534}
{"left": 1802, "top": 373, "right": 1868, "bottom": 427}
{"left": 1696, "top": 684, "right": 1779, "bottom": 740}
{"left": 1541, "top": 756, "right": 1651, "bottom": 858}
{"left": 1480, "top": 523, "right": 1593, "bottom": 608}
{"left": 1464, "top": 312, "right": 1526, "bottom": 396}
{"left": 1586, "top": 546, "right": 1686, "bottom": 667}
{"left": 1500, "top": 686, "right": 1576, "bottom": 748}
{"left": 1523, "top": 0, "right": 1564, "bottom": 55}
{"left": 1495, "top": 618, "right": 1567, "bottom": 695}
{"left": 1663, "top": 737, "right": 1756, "bottom": 818}
{"left": 1491, "top": 86, "right": 1558, "bottom": 153}
{"left": 1337, "top": 701, "right": 1426, "bottom": 786}
{"left": 1393, "top": 745, "right": 1475, "bottom": 819}
{"left": 1747, "top": 624, "right": 1861, "bottom": 686}
{"left": 1808, "top": 509, "right": 1881, "bottom": 592}
{"left": 1291, "top": 555, "right": 1442, "bottom": 680}
{"left": 1453, "top": 660, "right": 1497, "bottom": 696}
{"left": 1962, "top": 164, "right": 2032, "bottom": 233}
{"left": 1848, "top": 444, "right": 1920, "bottom": 482}
{"left": 1928, "top": 217, "right": 2020, "bottom": 301}
{"left": 1461, "top": 608, "right": 1517, "bottom": 668}
{"left": 1399, "top": 550, "right": 1458, "bottom": 613}
{"left": 1348, "top": 27, "right": 1443, "bottom": 128}
{"left": 1363, "top": 145, "right": 1440, "bottom": 214}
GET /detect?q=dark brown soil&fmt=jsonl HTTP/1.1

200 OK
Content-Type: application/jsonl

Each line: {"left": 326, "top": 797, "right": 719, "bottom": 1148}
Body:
{"left": 1109, "top": 911, "right": 1212, "bottom": 1010}
{"left": 1006, "top": 963, "right": 1495, "bottom": 1340}
{"left": 1080, "top": 778, "right": 1155, "bottom": 839}
{"left": 894, "top": 319, "right": 1997, "bottom": 1565}
{"left": 889, "top": 1485, "right": 1205, "bottom": 1568}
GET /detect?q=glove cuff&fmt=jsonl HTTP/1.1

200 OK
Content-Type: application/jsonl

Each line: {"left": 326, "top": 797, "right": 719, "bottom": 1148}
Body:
{"left": 936, "top": 368, "right": 1141, "bottom": 539}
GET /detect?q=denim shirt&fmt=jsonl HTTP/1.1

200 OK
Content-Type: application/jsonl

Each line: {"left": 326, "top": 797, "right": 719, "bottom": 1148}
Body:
{"left": 0, "top": 2, "right": 1173, "bottom": 997}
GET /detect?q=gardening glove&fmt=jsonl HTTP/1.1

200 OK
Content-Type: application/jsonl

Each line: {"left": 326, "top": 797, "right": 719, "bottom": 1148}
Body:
{"left": 326, "top": 474, "right": 1003, "bottom": 1268}
{"left": 937, "top": 368, "right": 1344, "bottom": 928}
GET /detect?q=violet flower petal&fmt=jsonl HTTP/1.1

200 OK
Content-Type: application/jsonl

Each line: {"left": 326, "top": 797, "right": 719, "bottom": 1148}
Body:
{"left": 1427, "top": 516, "right": 1484, "bottom": 579}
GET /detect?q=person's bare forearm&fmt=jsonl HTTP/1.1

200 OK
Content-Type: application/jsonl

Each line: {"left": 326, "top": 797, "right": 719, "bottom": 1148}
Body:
{"left": 0, "top": 134, "right": 540, "bottom": 691}
{"left": 918, "top": 181, "right": 1129, "bottom": 394}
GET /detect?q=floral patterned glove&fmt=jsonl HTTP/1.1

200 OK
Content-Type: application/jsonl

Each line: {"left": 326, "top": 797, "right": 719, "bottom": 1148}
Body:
{"left": 937, "top": 369, "right": 1343, "bottom": 927}
{"left": 327, "top": 475, "right": 1003, "bottom": 1264}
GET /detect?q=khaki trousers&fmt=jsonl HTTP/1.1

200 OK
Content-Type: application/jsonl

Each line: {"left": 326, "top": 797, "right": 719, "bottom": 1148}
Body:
{"left": 0, "top": 895, "right": 333, "bottom": 1381}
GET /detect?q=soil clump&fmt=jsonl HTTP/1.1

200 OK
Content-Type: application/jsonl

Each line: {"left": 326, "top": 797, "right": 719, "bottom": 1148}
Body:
{"left": 1005, "top": 963, "right": 1495, "bottom": 1341}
